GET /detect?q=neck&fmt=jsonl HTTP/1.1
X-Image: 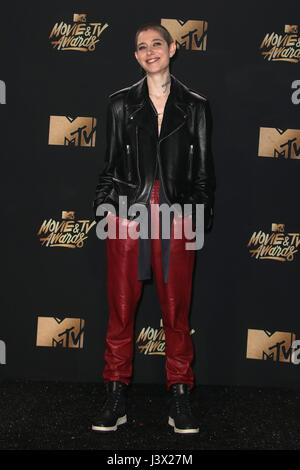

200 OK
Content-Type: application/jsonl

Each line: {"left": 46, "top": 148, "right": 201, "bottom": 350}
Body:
{"left": 146, "top": 70, "right": 171, "bottom": 98}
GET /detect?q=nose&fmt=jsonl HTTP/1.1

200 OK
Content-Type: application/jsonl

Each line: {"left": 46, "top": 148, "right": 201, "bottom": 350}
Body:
{"left": 146, "top": 45, "right": 154, "bottom": 55}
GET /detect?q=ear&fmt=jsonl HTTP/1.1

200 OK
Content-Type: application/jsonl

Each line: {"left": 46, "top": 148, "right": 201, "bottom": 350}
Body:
{"left": 134, "top": 51, "right": 138, "bottom": 61}
{"left": 169, "top": 41, "right": 177, "bottom": 58}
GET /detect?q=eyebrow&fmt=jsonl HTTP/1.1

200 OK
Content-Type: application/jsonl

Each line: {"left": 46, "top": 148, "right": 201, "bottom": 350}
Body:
{"left": 137, "top": 38, "right": 163, "bottom": 46}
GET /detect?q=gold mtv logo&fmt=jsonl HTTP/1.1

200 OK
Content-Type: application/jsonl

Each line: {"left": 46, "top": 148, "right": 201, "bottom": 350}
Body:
{"left": 161, "top": 19, "right": 208, "bottom": 51}
{"left": 258, "top": 127, "right": 300, "bottom": 159}
{"left": 62, "top": 211, "right": 75, "bottom": 220}
{"left": 48, "top": 116, "right": 97, "bottom": 147}
{"left": 246, "top": 329, "right": 295, "bottom": 363}
{"left": 285, "top": 25, "right": 298, "bottom": 34}
{"left": 272, "top": 223, "right": 285, "bottom": 232}
{"left": 36, "top": 317, "right": 85, "bottom": 348}
{"left": 73, "top": 14, "right": 87, "bottom": 22}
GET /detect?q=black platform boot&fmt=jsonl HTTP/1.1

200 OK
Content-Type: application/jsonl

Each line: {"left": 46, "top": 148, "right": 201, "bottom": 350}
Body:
{"left": 92, "top": 381, "right": 127, "bottom": 432}
{"left": 168, "top": 383, "right": 199, "bottom": 434}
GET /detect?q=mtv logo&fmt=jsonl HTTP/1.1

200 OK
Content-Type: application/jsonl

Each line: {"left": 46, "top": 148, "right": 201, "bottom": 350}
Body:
{"left": 48, "top": 116, "right": 97, "bottom": 147}
{"left": 258, "top": 127, "right": 300, "bottom": 159}
{"left": 285, "top": 25, "right": 298, "bottom": 34}
{"left": 73, "top": 14, "right": 87, "bottom": 23}
{"left": 272, "top": 223, "right": 285, "bottom": 233}
{"left": 0, "top": 340, "right": 6, "bottom": 364}
{"left": 247, "top": 329, "right": 296, "bottom": 363}
{"left": 36, "top": 317, "right": 85, "bottom": 348}
{"left": 0, "top": 80, "right": 6, "bottom": 104}
{"left": 62, "top": 211, "right": 75, "bottom": 220}
{"left": 161, "top": 18, "right": 208, "bottom": 51}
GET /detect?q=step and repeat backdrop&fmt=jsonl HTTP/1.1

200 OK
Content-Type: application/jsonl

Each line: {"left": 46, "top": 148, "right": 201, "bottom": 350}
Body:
{"left": 1, "top": 0, "right": 299, "bottom": 387}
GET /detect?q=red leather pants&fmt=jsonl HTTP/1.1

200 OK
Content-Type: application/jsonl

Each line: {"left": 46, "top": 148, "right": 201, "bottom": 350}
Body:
{"left": 103, "top": 180, "right": 195, "bottom": 390}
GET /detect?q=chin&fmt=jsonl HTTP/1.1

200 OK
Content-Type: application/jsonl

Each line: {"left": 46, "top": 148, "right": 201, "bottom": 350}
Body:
{"left": 145, "top": 65, "right": 166, "bottom": 74}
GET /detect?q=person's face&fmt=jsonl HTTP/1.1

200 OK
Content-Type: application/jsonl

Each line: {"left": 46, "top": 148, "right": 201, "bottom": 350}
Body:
{"left": 134, "top": 29, "right": 176, "bottom": 74}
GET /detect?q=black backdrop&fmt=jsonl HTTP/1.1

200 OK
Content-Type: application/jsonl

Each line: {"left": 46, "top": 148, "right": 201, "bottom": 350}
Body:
{"left": 1, "top": 0, "right": 300, "bottom": 388}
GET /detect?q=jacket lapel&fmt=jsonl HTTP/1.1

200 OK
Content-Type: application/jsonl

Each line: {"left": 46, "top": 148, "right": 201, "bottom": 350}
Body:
{"left": 125, "top": 74, "right": 189, "bottom": 142}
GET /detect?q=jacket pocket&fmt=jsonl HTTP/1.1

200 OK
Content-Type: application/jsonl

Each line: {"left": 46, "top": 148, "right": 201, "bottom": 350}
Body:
{"left": 111, "top": 177, "right": 138, "bottom": 207}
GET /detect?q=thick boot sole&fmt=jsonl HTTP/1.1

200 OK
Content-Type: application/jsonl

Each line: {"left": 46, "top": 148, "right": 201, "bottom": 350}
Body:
{"left": 92, "top": 415, "right": 127, "bottom": 432}
{"left": 168, "top": 416, "right": 199, "bottom": 434}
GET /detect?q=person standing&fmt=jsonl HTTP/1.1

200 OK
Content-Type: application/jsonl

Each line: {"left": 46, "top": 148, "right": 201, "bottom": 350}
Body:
{"left": 92, "top": 21, "right": 215, "bottom": 434}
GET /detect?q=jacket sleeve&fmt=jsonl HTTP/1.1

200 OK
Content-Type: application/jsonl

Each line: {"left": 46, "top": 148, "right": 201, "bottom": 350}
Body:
{"left": 92, "top": 98, "right": 121, "bottom": 219}
{"left": 191, "top": 98, "right": 216, "bottom": 232}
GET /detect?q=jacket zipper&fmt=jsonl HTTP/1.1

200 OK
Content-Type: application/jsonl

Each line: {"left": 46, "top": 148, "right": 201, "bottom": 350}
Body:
{"left": 126, "top": 144, "right": 133, "bottom": 180}
{"left": 136, "top": 126, "right": 141, "bottom": 194}
{"left": 188, "top": 144, "right": 193, "bottom": 181}
{"left": 112, "top": 176, "right": 137, "bottom": 188}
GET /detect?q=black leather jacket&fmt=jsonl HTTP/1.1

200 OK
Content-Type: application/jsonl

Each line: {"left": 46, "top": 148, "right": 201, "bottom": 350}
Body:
{"left": 93, "top": 73, "right": 216, "bottom": 231}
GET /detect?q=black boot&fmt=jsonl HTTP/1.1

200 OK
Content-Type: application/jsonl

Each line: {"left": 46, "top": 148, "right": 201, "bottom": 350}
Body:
{"left": 92, "top": 381, "right": 127, "bottom": 432}
{"left": 168, "top": 383, "right": 199, "bottom": 434}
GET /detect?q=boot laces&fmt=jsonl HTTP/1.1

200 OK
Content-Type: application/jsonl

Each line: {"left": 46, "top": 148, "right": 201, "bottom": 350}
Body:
{"left": 102, "top": 386, "right": 123, "bottom": 413}
{"left": 174, "top": 388, "right": 192, "bottom": 415}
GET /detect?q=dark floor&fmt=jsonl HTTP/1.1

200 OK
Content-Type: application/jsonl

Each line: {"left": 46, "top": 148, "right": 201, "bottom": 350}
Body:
{"left": 0, "top": 381, "right": 300, "bottom": 450}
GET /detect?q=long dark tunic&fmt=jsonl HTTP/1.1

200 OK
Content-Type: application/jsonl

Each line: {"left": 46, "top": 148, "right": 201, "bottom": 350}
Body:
{"left": 137, "top": 95, "right": 174, "bottom": 284}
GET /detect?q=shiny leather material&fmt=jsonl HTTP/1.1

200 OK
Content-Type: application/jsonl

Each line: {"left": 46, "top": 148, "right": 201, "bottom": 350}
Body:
{"left": 93, "top": 74, "right": 216, "bottom": 232}
{"left": 103, "top": 182, "right": 195, "bottom": 389}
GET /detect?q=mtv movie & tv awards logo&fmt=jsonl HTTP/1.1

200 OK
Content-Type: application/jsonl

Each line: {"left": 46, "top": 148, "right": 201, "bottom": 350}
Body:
{"left": 49, "top": 13, "right": 108, "bottom": 52}
{"left": 136, "top": 319, "right": 195, "bottom": 356}
{"left": 37, "top": 211, "right": 95, "bottom": 248}
{"left": 247, "top": 223, "right": 300, "bottom": 262}
{"left": 259, "top": 25, "right": 300, "bottom": 62}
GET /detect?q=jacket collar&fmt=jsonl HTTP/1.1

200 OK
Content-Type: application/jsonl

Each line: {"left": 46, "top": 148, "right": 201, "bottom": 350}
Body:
{"left": 125, "top": 74, "right": 190, "bottom": 142}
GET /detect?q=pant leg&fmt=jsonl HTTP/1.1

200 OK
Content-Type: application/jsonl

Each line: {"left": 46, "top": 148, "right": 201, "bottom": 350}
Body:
{"left": 150, "top": 183, "right": 196, "bottom": 390}
{"left": 102, "top": 212, "right": 143, "bottom": 385}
